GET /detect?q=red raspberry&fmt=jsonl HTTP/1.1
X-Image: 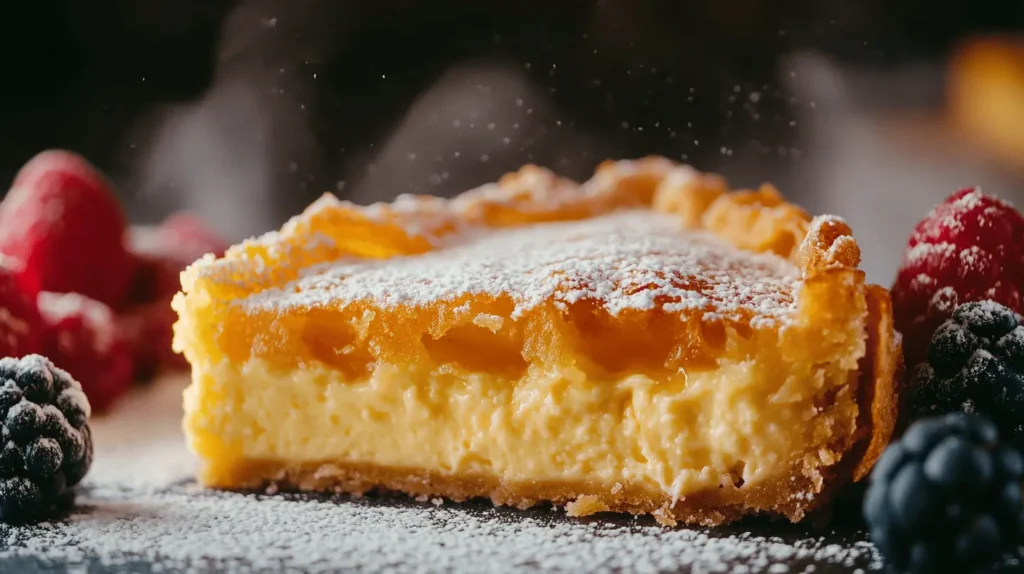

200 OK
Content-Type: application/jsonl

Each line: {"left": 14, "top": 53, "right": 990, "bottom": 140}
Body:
{"left": 118, "top": 213, "right": 223, "bottom": 378}
{"left": 118, "top": 301, "right": 183, "bottom": 381}
{"left": 0, "top": 257, "right": 42, "bottom": 358}
{"left": 159, "top": 213, "right": 229, "bottom": 259}
{"left": 38, "top": 292, "right": 134, "bottom": 412}
{"left": 0, "top": 150, "right": 135, "bottom": 307}
{"left": 892, "top": 187, "right": 1024, "bottom": 368}
{"left": 126, "top": 213, "right": 227, "bottom": 305}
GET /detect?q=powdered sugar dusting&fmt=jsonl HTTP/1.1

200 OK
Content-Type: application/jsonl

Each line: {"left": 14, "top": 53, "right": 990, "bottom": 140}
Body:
{"left": 243, "top": 210, "right": 802, "bottom": 325}
{"left": 0, "top": 377, "right": 893, "bottom": 573}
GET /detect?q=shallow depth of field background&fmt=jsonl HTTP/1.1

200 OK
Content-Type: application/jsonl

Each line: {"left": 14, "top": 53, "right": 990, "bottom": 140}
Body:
{"left": 0, "top": 0, "right": 1022, "bottom": 283}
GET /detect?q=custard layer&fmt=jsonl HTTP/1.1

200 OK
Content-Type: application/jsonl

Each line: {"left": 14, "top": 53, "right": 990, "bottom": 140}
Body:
{"left": 184, "top": 353, "right": 859, "bottom": 501}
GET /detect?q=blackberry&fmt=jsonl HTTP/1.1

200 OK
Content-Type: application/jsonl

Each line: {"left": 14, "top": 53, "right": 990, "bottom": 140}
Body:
{"left": 910, "top": 301, "right": 1024, "bottom": 448}
{"left": 0, "top": 355, "right": 92, "bottom": 523}
{"left": 864, "top": 413, "right": 1024, "bottom": 573}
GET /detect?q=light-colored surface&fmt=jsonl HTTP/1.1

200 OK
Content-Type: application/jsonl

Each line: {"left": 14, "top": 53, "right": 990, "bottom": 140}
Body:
{"left": 0, "top": 375, "right": 887, "bottom": 573}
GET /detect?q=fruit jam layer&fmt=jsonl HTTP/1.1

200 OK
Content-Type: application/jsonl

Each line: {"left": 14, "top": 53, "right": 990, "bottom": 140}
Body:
{"left": 184, "top": 343, "right": 861, "bottom": 500}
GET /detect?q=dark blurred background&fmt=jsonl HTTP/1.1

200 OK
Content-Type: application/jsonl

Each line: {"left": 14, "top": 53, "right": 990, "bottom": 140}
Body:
{"left": 0, "top": 0, "right": 1022, "bottom": 280}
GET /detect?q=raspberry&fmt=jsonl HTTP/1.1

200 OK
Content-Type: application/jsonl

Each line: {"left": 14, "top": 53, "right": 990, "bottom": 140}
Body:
{"left": 892, "top": 188, "right": 1024, "bottom": 369}
{"left": 118, "top": 302, "right": 183, "bottom": 381}
{"left": 0, "top": 355, "right": 92, "bottom": 523}
{"left": 0, "top": 257, "right": 41, "bottom": 359}
{"left": 910, "top": 301, "right": 1024, "bottom": 449}
{"left": 119, "top": 213, "right": 223, "bottom": 379}
{"left": 864, "top": 413, "right": 1024, "bottom": 573}
{"left": 160, "top": 213, "right": 229, "bottom": 260}
{"left": 0, "top": 150, "right": 135, "bottom": 307}
{"left": 126, "top": 214, "right": 226, "bottom": 305}
{"left": 37, "top": 292, "right": 133, "bottom": 412}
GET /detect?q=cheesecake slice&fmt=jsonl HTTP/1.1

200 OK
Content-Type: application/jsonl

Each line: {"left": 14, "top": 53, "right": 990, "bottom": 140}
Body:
{"left": 173, "top": 158, "right": 901, "bottom": 526}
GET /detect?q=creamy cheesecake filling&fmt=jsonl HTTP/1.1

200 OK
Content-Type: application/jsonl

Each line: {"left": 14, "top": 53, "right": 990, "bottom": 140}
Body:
{"left": 184, "top": 353, "right": 860, "bottom": 501}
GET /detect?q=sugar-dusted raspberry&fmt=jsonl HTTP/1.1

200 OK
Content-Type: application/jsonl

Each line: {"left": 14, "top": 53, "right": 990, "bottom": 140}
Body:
{"left": 118, "top": 301, "right": 183, "bottom": 381}
{"left": 892, "top": 187, "right": 1024, "bottom": 368}
{"left": 125, "top": 213, "right": 227, "bottom": 305}
{"left": 118, "top": 213, "right": 224, "bottom": 380}
{"left": 37, "top": 292, "right": 133, "bottom": 412}
{"left": 0, "top": 257, "right": 42, "bottom": 359}
{"left": 0, "top": 150, "right": 135, "bottom": 308}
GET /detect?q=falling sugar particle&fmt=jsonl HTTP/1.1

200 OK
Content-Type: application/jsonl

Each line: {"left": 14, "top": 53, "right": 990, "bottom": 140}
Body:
{"left": 407, "top": 153, "right": 417, "bottom": 161}
{"left": 516, "top": 99, "right": 524, "bottom": 107}
{"left": 480, "top": 154, "right": 490, "bottom": 163}
{"left": 487, "top": 123, "right": 495, "bottom": 130}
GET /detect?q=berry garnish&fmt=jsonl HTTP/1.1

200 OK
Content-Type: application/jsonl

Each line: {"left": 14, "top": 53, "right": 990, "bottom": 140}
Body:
{"left": 0, "top": 355, "right": 92, "bottom": 523}
{"left": 38, "top": 292, "right": 133, "bottom": 412}
{"left": 118, "top": 213, "right": 223, "bottom": 378}
{"left": 0, "top": 149, "right": 135, "bottom": 307}
{"left": 864, "top": 413, "right": 1024, "bottom": 573}
{"left": 126, "top": 214, "right": 227, "bottom": 305}
{"left": 892, "top": 188, "right": 1024, "bottom": 369}
{"left": 910, "top": 301, "right": 1024, "bottom": 448}
{"left": 117, "top": 301, "right": 182, "bottom": 381}
{"left": 0, "top": 257, "right": 41, "bottom": 359}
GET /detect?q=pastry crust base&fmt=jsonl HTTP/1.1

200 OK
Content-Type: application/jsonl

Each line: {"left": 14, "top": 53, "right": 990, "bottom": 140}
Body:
{"left": 213, "top": 456, "right": 832, "bottom": 527}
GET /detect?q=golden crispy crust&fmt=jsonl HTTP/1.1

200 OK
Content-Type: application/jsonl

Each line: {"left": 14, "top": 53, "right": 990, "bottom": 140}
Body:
{"left": 181, "top": 156, "right": 903, "bottom": 525}
{"left": 209, "top": 455, "right": 847, "bottom": 527}
{"left": 851, "top": 285, "right": 903, "bottom": 482}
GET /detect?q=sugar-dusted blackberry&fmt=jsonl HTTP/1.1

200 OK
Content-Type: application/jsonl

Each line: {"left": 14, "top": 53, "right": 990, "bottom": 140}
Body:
{"left": 910, "top": 300, "right": 1024, "bottom": 448}
{"left": 0, "top": 355, "right": 92, "bottom": 523}
{"left": 864, "top": 413, "right": 1024, "bottom": 573}
{"left": 12, "top": 355, "right": 55, "bottom": 403}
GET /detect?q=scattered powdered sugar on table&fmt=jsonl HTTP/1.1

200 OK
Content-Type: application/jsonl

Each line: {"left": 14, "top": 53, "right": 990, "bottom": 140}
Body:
{"left": 0, "top": 376, "right": 897, "bottom": 573}
{"left": 245, "top": 210, "right": 802, "bottom": 324}
{"left": 1, "top": 488, "right": 886, "bottom": 574}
